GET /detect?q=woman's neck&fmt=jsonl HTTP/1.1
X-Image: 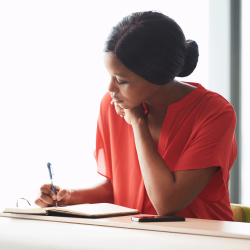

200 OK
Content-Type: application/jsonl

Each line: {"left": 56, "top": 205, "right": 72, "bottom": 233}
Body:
{"left": 145, "top": 80, "right": 196, "bottom": 119}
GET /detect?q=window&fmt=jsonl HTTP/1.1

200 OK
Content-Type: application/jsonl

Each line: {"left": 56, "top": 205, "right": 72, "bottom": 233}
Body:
{"left": 241, "top": 0, "right": 250, "bottom": 206}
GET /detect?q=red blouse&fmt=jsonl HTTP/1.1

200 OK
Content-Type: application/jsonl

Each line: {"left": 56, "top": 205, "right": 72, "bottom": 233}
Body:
{"left": 94, "top": 82, "right": 237, "bottom": 221}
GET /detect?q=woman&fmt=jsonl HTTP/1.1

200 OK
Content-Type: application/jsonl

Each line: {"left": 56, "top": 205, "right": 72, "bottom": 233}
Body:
{"left": 35, "top": 11, "right": 237, "bottom": 221}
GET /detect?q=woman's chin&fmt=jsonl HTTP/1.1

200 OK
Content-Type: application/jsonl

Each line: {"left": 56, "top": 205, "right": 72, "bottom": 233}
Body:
{"left": 118, "top": 102, "right": 139, "bottom": 110}
{"left": 118, "top": 103, "right": 129, "bottom": 109}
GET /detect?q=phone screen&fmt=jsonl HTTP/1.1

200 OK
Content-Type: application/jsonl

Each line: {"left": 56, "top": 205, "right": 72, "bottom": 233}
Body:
{"left": 131, "top": 215, "right": 185, "bottom": 222}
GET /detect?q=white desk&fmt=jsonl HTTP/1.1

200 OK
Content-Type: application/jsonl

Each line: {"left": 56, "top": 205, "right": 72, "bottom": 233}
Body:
{"left": 0, "top": 213, "right": 250, "bottom": 250}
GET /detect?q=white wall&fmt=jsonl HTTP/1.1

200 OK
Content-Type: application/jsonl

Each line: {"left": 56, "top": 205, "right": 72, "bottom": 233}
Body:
{"left": 0, "top": 0, "right": 209, "bottom": 210}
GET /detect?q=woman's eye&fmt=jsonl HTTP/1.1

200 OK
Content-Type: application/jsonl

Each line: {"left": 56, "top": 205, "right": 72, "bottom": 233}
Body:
{"left": 117, "top": 81, "right": 126, "bottom": 85}
{"left": 117, "top": 80, "right": 127, "bottom": 85}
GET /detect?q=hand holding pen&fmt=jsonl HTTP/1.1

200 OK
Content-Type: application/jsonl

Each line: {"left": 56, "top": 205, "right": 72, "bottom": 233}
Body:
{"left": 34, "top": 163, "right": 72, "bottom": 208}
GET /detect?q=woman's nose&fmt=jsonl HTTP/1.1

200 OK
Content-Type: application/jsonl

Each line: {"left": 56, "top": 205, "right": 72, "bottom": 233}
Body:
{"left": 108, "top": 79, "right": 119, "bottom": 93}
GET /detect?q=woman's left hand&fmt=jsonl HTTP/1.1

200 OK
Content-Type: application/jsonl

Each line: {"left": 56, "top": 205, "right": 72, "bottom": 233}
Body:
{"left": 111, "top": 100, "right": 145, "bottom": 125}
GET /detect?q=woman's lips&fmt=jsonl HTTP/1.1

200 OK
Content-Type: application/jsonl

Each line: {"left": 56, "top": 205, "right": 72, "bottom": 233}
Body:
{"left": 112, "top": 98, "right": 123, "bottom": 104}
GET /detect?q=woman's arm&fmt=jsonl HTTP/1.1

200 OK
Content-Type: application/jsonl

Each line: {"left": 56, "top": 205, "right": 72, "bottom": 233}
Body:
{"left": 114, "top": 101, "right": 217, "bottom": 216}
{"left": 68, "top": 179, "right": 114, "bottom": 205}
{"left": 132, "top": 117, "right": 217, "bottom": 216}
{"left": 35, "top": 178, "right": 114, "bottom": 207}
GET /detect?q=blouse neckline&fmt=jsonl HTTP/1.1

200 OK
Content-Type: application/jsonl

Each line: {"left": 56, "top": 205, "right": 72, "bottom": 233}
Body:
{"left": 167, "top": 82, "right": 205, "bottom": 112}
{"left": 142, "top": 82, "right": 206, "bottom": 114}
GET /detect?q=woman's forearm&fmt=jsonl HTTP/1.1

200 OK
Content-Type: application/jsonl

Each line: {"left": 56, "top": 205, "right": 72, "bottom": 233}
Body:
{"left": 68, "top": 179, "right": 114, "bottom": 205}
{"left": 131, "top": 118, "right": 178, "bottom": 215}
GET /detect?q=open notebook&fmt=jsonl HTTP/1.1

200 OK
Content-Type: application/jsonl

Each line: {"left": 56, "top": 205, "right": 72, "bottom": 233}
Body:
{"left": 3, "top": 203, "right": 139, "bottom": 218}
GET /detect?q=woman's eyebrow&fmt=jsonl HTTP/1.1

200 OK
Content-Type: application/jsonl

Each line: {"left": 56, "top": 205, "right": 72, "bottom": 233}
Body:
{"left": 114, "top": 73, "right": 127, "bottom": 77}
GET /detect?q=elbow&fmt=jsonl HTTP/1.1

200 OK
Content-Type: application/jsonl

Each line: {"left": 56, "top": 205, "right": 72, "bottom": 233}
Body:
{"left": 154, "top": 200, "right": 185, "bottom": 216}
{"left": 149, "top": 188, "right": 189, "bottom": 216}
{"left": 157, "top": 208, "right": 182, "bottom": 217}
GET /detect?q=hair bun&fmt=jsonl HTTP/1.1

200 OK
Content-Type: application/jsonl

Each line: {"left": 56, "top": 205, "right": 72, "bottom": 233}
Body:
{"left": 177, "top": 40, "right": 199, "bottom": 77}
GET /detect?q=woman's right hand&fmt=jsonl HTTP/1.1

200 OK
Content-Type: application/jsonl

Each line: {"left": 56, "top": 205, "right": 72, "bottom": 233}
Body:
{"left": 35, "top": 184, "right": 72, "bottom": 207}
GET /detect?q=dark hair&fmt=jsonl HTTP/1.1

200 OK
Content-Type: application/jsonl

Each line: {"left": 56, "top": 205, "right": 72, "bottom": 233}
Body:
{"left": 104, "top": 11, "right": 199, "bottom": 85}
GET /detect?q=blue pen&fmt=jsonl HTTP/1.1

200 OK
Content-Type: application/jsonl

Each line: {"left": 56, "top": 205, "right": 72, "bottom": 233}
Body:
{"left": 47, "top": 162, "right": 58, "bottom": 207}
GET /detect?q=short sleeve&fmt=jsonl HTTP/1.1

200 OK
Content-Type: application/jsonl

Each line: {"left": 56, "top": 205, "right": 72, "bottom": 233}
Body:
{"left": 94, "top": 93, "right": 113, "bottom": 180}
{"left": 174, "top": 106, "right": 237, "bottom": 201}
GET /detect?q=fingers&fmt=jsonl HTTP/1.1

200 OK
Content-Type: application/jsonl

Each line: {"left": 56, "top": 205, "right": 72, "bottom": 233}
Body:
{"left": 35, "top": 184, "right": 57, "bottom": 207}
{"left": 57, "top": 188, "right": 71, "bottom": 202}
{"left": 41, "top": 184, "right": 58, "bottom": 198}
{"left": 111, "top": 101, "right": 125, "bottom": 117}
{"left": 115, "top": 104, "right": 125, "bottom": 117}
{"left": 110, "top": 99, "right": 125, "bottom": 117}
{"left": 35, "top": 184, "right": 72, "bottom": 207}
{"left": 35, "top": 192, "right": 55, "bottom": 207}
{"left": 54, "top": 185, "right": 61, "bottom": 194}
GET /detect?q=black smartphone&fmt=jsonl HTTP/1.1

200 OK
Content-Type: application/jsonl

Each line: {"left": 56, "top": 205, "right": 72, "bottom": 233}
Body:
{"left": 131, "top": 215, "right": 185, "bottom": 222}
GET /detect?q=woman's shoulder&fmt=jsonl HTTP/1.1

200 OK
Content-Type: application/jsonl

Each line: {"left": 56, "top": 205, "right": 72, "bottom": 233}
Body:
{"left": 186, "top": 82, "right": 235, "bottom": 114}
{"left": 192, "top": 86, "right": 237, "bottom": 129}
{"left": 203, "top": 88, "right": 235, "bottom": 114}
{"left": 99, "top": 92, "right": 113, "bottom": 114}
{"left": 100, "top": 92, "right": 112, "bottom": 106}
{"left": 99, "top": 92, "right": 122, "bottom": 121}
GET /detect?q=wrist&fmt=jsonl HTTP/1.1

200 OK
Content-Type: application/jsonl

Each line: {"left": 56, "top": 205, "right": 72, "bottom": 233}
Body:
{"left": 131, "top": 117, "right": 147, "bottom": 127}
{"left": 67, "top": 189, "right": 77, "bottom": 205}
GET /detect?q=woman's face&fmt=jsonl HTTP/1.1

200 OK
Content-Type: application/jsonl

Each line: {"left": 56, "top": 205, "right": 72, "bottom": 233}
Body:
{"left": 103, "top": 52, "right": 160, "bottom": 110}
